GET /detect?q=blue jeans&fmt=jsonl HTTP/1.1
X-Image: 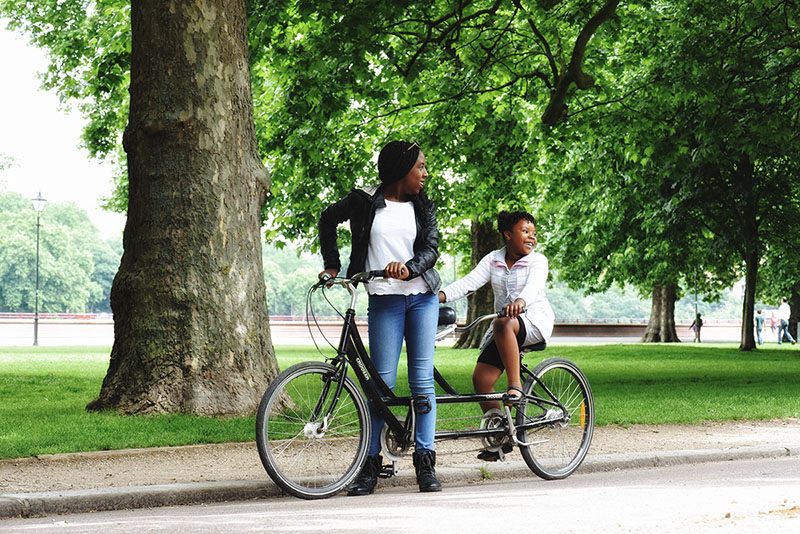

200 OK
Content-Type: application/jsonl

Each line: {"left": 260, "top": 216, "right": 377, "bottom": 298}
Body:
{"left": 756, "top": 327, "right": 763, "bottom": 345}
{"left": 367, "top": 292, "right": 438, "bottom": 455}
{"left": 778, "top": 320, "right": 795, "bottom": 344}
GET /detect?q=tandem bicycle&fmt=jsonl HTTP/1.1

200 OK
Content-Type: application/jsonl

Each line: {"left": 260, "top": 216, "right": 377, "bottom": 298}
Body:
{"left": 255, "top": 271, "right": 595, "bottom": 499}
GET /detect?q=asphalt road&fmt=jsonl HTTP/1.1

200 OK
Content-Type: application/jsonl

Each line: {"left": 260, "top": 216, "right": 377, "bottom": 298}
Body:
{"left": 3, "top": 456, "right": 798, "bottom": 533}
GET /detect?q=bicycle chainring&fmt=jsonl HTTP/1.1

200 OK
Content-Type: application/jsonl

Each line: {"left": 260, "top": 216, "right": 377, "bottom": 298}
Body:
{"left": 480, "top": 408, "right": 510, "bottom": 451}
{"left": 380, "top": 417, "right": 411, "bottom": 461}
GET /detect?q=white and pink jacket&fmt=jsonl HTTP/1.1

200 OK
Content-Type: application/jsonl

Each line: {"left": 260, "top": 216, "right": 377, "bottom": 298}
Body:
{"left": 440, "top": 248, "right": 555, "bottom": 348}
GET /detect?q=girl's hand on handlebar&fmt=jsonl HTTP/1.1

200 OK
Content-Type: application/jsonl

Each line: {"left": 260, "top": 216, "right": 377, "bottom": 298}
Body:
{"left": 504, "top": 299, "right": 525, "bottom": 319}
{"left": 384, "top": 261, "right": 409, "bottom": 280}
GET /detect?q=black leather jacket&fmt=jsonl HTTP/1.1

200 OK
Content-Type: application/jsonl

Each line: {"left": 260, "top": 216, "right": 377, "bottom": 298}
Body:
{"left": 319, "top": 185, "right": 441, "bottom": 293}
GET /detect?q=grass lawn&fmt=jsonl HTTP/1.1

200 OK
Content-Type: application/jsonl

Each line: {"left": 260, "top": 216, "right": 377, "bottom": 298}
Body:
{"left": 1, "top": 343, "right": 799, "bottom": 459}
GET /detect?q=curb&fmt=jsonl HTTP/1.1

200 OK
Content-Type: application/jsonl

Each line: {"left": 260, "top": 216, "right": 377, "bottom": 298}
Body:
{"left": 1, "top": 444, "right": 796, "bottom": 520}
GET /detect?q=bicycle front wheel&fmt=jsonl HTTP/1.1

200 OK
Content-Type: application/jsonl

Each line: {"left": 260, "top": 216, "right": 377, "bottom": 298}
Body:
{"left": 255, "top": 361, "right": 370, "bottom": 499}
{"left": 517, "top": 357, "right": 594, "bottom": 480}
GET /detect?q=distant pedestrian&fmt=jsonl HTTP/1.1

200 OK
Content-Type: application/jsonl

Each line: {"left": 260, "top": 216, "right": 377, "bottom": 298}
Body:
{"left": 690, "top": 313, "right": 703, "bottom": 343}
{"left": 777, "top": 297, "right": 796, "bottom": 345}
{"left": 770, "top": 311, "right": 778, "bottom": 338}
{"left": 755, "top": 309, "right": 765, "bottom": 346}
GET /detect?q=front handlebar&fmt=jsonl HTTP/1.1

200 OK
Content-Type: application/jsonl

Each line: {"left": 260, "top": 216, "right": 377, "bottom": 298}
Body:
{"left": 316, "top": 270, "right": 387, "bottom": 288}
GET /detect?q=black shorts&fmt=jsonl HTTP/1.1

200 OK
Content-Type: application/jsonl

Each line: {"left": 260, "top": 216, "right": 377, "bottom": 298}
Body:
{"left": 476, "top": 318, "right": 527, "bottom": 372}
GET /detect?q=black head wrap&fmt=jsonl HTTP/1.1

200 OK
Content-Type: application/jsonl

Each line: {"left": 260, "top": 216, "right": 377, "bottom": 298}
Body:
{"left": 378, "top": 140, "right": 420, "bottom": 184}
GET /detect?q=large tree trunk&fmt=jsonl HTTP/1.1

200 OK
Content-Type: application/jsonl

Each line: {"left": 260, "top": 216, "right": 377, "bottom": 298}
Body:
{"left": 453, "top": 218, "right": 502, "bottom": 349}
{"left": 641, "top": 283, "right": 680, "bottom": 342}
{"left": 88, "top": 0, "right": 278, "bottom": 415}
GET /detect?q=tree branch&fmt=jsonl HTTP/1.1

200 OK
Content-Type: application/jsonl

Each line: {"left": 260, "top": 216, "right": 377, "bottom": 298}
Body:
{"left": 511, "top": 0, "right": 559, "bottom": 83}
{"left": 541, "top": 0, "right": 620, "bottom": 125}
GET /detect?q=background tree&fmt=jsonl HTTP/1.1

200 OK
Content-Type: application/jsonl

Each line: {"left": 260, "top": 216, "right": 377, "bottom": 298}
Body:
{"left": 249, "top": 0, "right": 622, "bottom": 349}
{"left": 757, "top": 193, "right": 800, "bottom": 340}
{"left": 0, "top": 153, "right": 14, "bottom": 172}
{"left": 541, "top": 0, "right": 799, "bottom": 348}
{"left": 0, "top": 0, "right": 131, "bottom": 209}
{"left": 4, "top": 0, "right": 622, "bottom": 352}
{"left": 0, "top": 191, "right": 114, "bottom": 312}
{"left": 635, "top": 0, "right": 800, "bottom": 350}
{"left": 86, "top": 0, "right": 276, "bottom": 416}
{"left": 87, "top": 236, "right": 123, "bottom": 313}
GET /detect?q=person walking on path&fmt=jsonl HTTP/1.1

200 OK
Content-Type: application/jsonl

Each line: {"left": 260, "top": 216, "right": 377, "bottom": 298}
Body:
{"left": 690, "top": 313, "right": 703, "bottom": 343}
{"left": 777, "top": 297, "right": 796, "bottom": 345}
{"left": 755, "top": 309, "right": 765, "bottom": 346}
{"left": 318, "top": 139, "right": 443, "bottom": 495}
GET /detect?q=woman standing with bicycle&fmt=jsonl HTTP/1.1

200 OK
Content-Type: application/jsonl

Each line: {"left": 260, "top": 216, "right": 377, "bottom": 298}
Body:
{"left": 318, "top": 140, "right": 442, "bottom": 495}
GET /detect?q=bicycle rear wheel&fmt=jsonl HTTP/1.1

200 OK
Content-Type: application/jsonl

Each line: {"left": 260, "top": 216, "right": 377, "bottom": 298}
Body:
{"left": 517, "top": 357, "right": 594, "bottom": 480}
{"left": 256, "top": 361, "right": 370, "bottom": 499}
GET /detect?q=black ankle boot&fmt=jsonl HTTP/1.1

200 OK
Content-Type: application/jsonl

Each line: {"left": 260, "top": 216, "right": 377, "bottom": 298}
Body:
{"left": 412, "top": 450, "right": 442, "bottom": 492}
{"left": 347, "top": 455, "right": 382, "bottom": 496}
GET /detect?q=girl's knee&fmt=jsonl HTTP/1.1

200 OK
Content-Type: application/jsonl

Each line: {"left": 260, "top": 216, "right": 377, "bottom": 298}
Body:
{"left": 493, "top": 317, "right": 515, "bottom": 336}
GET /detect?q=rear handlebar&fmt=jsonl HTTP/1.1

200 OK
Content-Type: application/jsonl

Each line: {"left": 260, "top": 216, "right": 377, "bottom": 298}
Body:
{"left": 455, "top": 308, "right": 527, "bottom": 333}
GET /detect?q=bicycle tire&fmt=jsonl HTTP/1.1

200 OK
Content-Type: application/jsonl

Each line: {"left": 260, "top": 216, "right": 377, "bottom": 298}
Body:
{"left": 517, "top": 357, "right": 595, "bottom": 480}
{"left": 255, "top": 361, "right": 370, "bottom": 499}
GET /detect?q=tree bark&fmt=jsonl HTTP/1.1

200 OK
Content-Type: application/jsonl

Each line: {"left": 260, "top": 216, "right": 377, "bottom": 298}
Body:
{"left": 88, "top": 0, "right": 278, "bottom": 415}
{"left": 739, "top": 244, "right": 758, "bottom": 351}
{"left": 453, "top": 218, "right": 502, "bottom": 349}
{"left": 641, "top": 284, "right": 680, "bottom": 342}
{"left": 739, "top": 185, "right": 759, "bottom": 351}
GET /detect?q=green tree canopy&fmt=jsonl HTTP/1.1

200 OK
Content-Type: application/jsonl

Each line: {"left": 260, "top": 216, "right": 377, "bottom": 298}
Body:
{"left": 540, "top": 0, "right": 800, "bottom": 348}
{"left": 0, "top": 191, "right": 119, "bottom": 312}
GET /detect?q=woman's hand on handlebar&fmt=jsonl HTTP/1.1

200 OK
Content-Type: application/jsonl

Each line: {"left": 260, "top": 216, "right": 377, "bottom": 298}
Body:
{"left": 384, "top": 261, "right": 409, "bottom": 280}
{"left": 317, "top": 269, "right": 339, "bottom": 287}
{"left": 504, "top": 299, "right": 526, "bottom": 319}
{"left": 318, "top": 269, "right": 339, "bottom": 280}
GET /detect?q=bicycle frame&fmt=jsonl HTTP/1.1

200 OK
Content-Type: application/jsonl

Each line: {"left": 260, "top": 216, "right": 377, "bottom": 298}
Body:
{"left": 255, "top": 274, "right": 593, "bottom": 499}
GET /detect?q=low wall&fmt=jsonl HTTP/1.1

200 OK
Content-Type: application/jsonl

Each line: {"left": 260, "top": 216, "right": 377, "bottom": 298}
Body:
{"left": 0, "top": 318, "right": 752, "bottom": 346}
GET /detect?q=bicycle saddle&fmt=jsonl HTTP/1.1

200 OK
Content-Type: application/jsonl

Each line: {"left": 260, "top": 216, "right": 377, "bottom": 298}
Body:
{"left": 520, "top": 341, "right": 547, "bottom": 355}
{"left": 438, "top": 307, "right": 457, "bottom": 326}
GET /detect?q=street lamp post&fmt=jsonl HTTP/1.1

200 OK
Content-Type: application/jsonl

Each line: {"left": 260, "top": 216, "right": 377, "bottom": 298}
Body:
{"left": 32, "top": 192, "right": 47, "bottom": 346}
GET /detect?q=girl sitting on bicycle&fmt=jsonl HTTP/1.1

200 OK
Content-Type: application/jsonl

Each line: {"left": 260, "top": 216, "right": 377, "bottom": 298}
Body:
{"left": 438, "top": 210, "right": 554, "bottom": 461}
{"left": 319, "top": 140, "right": 443, "bottom": 494}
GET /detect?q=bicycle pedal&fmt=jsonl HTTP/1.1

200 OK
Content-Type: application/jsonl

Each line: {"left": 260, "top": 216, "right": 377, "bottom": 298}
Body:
{"left": 378, "top": 461, "right": 398, "bottom": 479}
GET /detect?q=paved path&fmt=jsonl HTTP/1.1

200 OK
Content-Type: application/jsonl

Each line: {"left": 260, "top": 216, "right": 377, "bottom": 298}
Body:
{"left": 2, "top": 419, "right": 798, "bottom": 519}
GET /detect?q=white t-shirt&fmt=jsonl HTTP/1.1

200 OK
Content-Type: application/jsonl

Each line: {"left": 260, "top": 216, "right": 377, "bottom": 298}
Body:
{"left": 778, "top": 302, "right": 791, "bottom": 322}
{"left": 365, "top": 200, "right": 430, "bottom": 296}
